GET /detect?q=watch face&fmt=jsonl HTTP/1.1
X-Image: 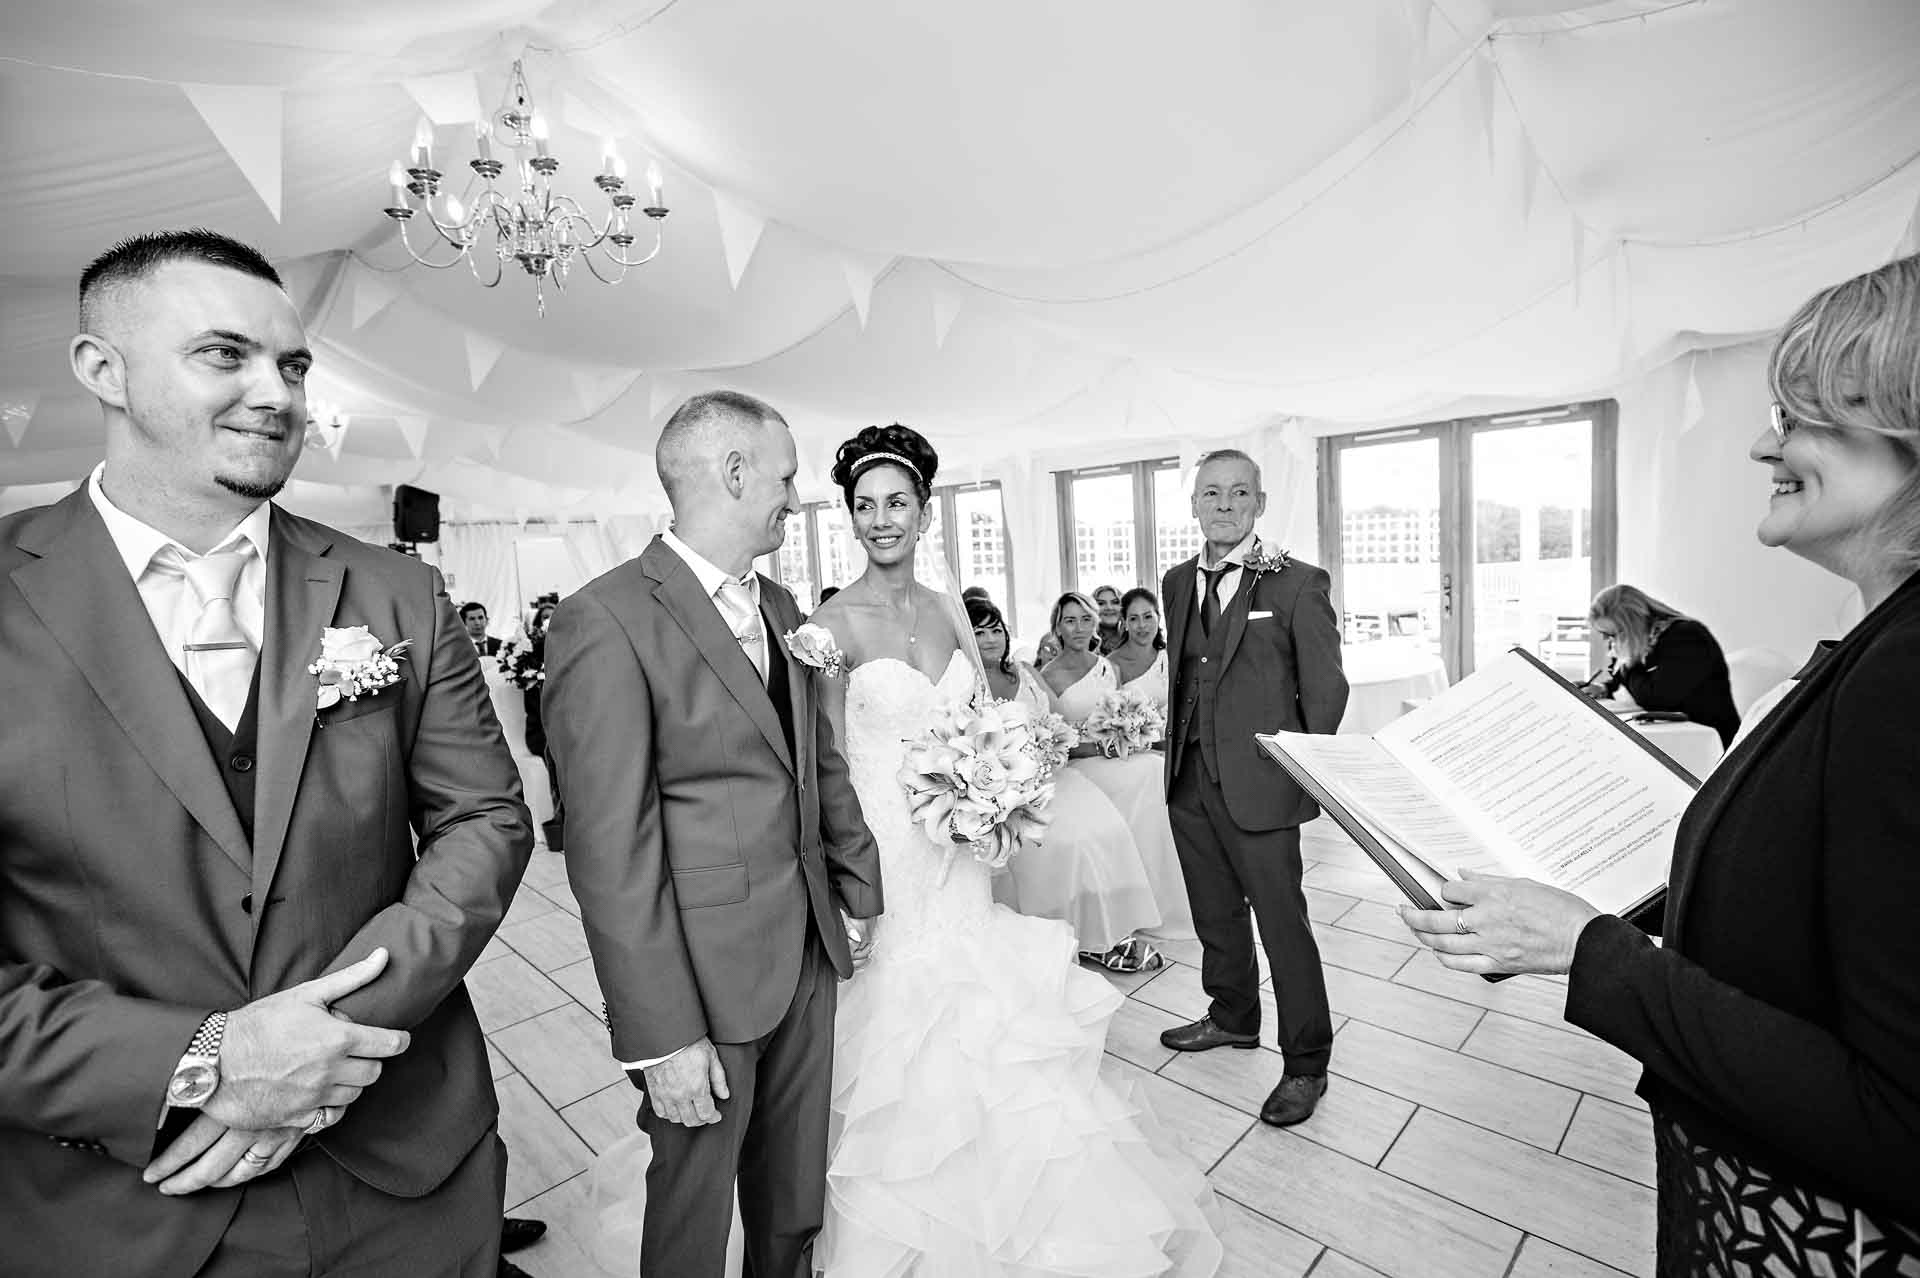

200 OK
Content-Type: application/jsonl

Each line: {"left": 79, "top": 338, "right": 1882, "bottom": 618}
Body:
{"left": 168, "top": 1062, "right": 218, "bottom": 1106}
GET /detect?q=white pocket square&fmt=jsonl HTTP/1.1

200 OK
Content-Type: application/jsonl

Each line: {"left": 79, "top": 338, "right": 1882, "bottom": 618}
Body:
{"left": 1248, "top": 610, "right": 1274, "bottom": 620}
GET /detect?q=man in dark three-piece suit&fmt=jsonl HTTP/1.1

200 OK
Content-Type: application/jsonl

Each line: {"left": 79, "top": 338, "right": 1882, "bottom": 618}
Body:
{"left": 0, "top": 231, "right": 532, "bottom": 1277}
{"left": 1159, "top": 448, "right": 1349, "bottom": 1128}
{"left": 544, "top": 390, "right": 883, "bottom": 1278}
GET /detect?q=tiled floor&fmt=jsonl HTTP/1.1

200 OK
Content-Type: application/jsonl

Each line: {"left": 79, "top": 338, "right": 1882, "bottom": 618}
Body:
{"left": 485, "top": 821, "right": 1657, "bottom": 1277}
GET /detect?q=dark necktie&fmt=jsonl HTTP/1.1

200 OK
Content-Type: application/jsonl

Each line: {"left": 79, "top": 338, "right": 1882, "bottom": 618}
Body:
{"left": 1200, "top": 565, "right": 1227, "bottom": 637}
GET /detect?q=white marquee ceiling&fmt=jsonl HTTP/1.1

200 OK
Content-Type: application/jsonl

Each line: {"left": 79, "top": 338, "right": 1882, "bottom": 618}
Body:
{"left": 4, "top": 0, "right": 1919, "bottom": 517}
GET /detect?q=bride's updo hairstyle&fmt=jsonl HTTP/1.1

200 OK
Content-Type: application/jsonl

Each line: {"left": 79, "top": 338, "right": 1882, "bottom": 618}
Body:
{"left": 832, "top": 424, "right": 939, "bottom": 510}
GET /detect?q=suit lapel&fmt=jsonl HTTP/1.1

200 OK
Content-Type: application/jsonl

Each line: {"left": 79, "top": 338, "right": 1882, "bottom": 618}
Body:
{"left": 249, "top": 510, "right": 344, "bottom": 910}
{"left": 647, "top": 544, "right": 795, "bottom": 773}
{"left": 1217, "top": 566, "right": 1257, "bottom": 669}
{"left": 10, "top": 490, "right": 252, "bottom": 874}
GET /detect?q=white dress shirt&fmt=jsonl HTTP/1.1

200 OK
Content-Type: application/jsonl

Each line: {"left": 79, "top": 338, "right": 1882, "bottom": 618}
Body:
{"left": 87, "top": 464, "right": 271, "bottom": 688}
{"left": 1193, "top": 530, "right": 1259, "bottom": 620}
{"left": 617, "top": 530, "right": 769, "bottom": 1071}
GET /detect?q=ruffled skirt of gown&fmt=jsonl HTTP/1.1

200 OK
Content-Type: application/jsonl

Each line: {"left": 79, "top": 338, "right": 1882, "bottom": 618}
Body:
{"left": 1069, "top": 753, "right": 1194, "bottom": 942}
{"left": 993, "top": 767, "right": 1163, "bottom": 952}
{"left": 819, "top": 866, "right": 1222, "bottom": 1277}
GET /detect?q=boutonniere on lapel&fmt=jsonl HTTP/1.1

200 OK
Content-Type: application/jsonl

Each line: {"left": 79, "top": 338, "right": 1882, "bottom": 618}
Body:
{"left": 783, "top": 623, "right": 846, "bottom": 677}
{"left": 1242, "top": 539, "right": 1292, "bottom": 581}
{"left": 309, "top": 626, "right": 412, "bottom": 713}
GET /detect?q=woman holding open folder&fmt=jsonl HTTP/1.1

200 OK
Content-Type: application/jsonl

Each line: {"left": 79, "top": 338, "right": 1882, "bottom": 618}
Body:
{"left": 1402, "top": 254, "right": 1920, "bottom": 1272}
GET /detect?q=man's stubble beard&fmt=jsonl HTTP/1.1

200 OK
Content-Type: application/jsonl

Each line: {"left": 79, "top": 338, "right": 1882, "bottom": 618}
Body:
{"left": 216, "top": 471, "right": 289, "bottom": 501}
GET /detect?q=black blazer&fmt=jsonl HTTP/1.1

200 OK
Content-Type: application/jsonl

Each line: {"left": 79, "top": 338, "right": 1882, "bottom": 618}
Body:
{"left": 1595, "top": 617, "right": 1740, "bottom": 745}
{"left": 1565, "top": 569, "right": 1920, "bottom": 1225}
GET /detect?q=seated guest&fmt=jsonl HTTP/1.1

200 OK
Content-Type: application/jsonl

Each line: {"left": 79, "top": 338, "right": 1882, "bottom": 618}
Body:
{"left": 818, "top": 584, "right": 840, "bottom": 604}
{"left": 971, "top": 598, "right": 1162, "bottom": 967}
{"left": 1033, "top": 630, "right": 1064, "bottom": 668}
{"left": 461, "top": 601, "right": 502, "bottom": 656}
{"left": 1579, "top": 584, "right": 1740, "bottom": 745}
{"left": 1402, "top": 253, "right": 1920, "bottom": 1273}
{"left": 1078, "top": 588, "right": 1195, "bottom": 941}
{"left": 1092, "top": 584, "right": 1125, "bottom": 654}
{"left": 960, "top": 584, "right": 992, "bottom": 608}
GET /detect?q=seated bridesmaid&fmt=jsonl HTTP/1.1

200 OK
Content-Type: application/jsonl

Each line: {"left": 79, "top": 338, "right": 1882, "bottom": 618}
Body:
{"left": 973, "top": 598, "right": 1164, "bottom": 971}
{"left": 1076, "top": 589, "right": 1196, "bottom": 943}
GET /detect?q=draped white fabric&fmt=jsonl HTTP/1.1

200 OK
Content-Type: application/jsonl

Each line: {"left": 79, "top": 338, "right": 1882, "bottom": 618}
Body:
{"left": 4, "top": 0, "right": 1918, "bottom": 524}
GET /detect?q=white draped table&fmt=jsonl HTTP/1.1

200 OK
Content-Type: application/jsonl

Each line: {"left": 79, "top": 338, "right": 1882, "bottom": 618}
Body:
{"left": 1338, "top": 640, "right": 1450, "bottom": 735}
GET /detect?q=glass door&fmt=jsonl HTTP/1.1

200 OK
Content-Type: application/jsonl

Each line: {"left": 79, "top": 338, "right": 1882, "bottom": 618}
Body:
{"left": 1321, "top": 402, "right": 1616, "bottom": 683}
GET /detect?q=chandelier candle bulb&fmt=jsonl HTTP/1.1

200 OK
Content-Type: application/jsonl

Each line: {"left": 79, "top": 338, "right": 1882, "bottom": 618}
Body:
{"left": 531, "top": 113, "right": 550, "bottom": 158}
{"left": 412, "top": 118, "right": 434, "bottom": 168}
{"left": 443, "top": 193, "right": 465, "bottom": 225}
{"left": 646, "top": 161, "right": 664, "bottom": 208}
{"left": 388, "top": 161, "right": 407, "bottom": 206}
{"left": 601, "top": 140, "right": 619, "bottom": 178}
{"left": 474, "top": 120, "right": 494, "bottom": 163}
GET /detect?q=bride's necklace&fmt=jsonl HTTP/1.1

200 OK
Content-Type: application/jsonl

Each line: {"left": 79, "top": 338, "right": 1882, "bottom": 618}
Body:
{"left": 869, "top": 579, "right": 920, "bottom": 646}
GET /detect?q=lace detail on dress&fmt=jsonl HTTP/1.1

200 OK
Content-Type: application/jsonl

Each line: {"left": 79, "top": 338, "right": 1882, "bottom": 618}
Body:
{"left": 844, "top": 651, "right": 995, "bottom": 958}
{"left": 1653, "top": 1112, "right": 1920, "bottom": 1277}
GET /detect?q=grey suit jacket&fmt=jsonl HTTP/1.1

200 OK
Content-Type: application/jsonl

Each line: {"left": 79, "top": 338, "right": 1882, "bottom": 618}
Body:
{"left": 0, "top": 488, "right": 533, "bottom": 1278}
{"left": 542, "top": 538, "right": 882, "bottom": 1062}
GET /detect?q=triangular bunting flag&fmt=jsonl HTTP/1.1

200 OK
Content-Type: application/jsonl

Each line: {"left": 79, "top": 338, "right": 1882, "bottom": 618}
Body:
{"left": 181, "top": 84, "right": 284, "bottom": 221}
{"left": 394, "top": 416, "right": 429, "bottom": 459}
{"left": 572, "top": 367, "right": 642, "bottom": 415}
{"left": 839, "top": 250, "right": 894, "bottom": 329}
{"left": 465, "top": 331, "right": 506, "bottom": 389}
{"left": 931, "top": 280, "right": 964, "bottom": 349}
{"left": 1679, "top": 354, "right": 1707, "bottom": 438}
{"left": 479, "top": 424, "right": 511, "bottom": 461}
{"left": 712, "top": 192, "right": 768, "bottom": 290}
{"left": 401, "top": 71, "right": 482, "bottom": 125}
{"left": 1, "top": 392, "right": 39, "bottom": 447}
{"left": 352, "top": 268, "right": 403, "bottom": 330}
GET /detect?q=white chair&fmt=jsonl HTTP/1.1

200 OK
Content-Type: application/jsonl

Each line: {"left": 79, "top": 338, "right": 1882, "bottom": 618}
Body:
{"left": 1724, "top": 647, "right": 1800, "bottom": 718}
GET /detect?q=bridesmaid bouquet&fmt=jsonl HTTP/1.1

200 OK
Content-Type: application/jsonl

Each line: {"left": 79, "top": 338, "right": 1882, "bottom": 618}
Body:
{"left": 898, "top": 698, "right": 1054, "bottom": 879}
{"left": 1029, "top": 712, "right": 1078, "bottom": 780}
{"left": 1081, "top": 687, "right": 1166, "bottom": 759}
{"left": 496, "top": 636, "right": 544, "bottom": 691}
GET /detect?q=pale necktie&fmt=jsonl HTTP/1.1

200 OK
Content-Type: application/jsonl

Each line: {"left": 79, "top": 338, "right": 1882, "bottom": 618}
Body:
{"left": 718, "top": 576, "right": 768, "bottom": 684}
{"left": 181, "top": 550, "right": 257, "bottom": 729}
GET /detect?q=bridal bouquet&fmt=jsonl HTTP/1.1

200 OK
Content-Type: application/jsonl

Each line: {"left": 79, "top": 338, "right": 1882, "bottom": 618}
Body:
{"left": 1080, "top": 687, "right": 1166, "bottom": 759}
{"left": 898, "top": 698, "right": 1053, "bottom": 880}
{"left": 496, "top": 636, "right": 544, "bottom": 691}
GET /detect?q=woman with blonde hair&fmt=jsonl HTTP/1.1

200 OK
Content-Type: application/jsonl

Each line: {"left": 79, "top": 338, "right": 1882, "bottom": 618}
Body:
{"left": 1402, "top": 253, "right": 1920, "bottom": 1273}
{"left": 1579, "top": 583, "right": 1740, "bottom": 745}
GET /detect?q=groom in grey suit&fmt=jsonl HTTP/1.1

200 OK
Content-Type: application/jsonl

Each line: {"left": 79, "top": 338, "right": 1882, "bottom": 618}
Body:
{"left": 544, "top": 390, "right": 883, "bottom": 1278}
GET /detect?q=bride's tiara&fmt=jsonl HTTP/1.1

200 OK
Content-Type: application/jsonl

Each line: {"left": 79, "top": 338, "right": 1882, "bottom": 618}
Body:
{"left": 851, "top": 450, "right": 923, "bottom": 483}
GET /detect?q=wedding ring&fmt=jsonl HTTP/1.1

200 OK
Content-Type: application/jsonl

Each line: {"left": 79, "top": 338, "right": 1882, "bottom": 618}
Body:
{"left": 240, "top": 1149, "right": 271, "bottom": 1164}
{"left": 305, "top": 1107, "right": 338, "bottom": 1135}
{"left": 1454, "top": 910, "right": 1471, "bottom": 936}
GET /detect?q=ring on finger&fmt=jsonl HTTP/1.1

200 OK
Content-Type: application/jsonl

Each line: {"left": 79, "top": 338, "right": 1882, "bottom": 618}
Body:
{"left": 240, "top": 1148, "right": 272, "bottom": 1165}
{"left": 304, "top": 1106, "right": 338, "bottom": 1135}
{"left": 1454, "top": 909, "right": 1471, "bottom": 936}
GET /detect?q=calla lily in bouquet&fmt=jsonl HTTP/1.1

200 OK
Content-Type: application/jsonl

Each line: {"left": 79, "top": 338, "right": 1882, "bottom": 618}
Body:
{"left": 1080, "top": 687, "right": 1166, "bottom": 759}
{"left": 898, "top": 697, "right": 1053, "bottom": 882}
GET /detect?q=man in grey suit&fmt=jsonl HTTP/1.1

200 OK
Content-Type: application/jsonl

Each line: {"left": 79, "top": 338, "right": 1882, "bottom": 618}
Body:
{"left": 1158, "top": 449, "right": 1348, "bottom": 1128}
{"left": 0, "top": 230, "right": 532, "bottom": 1277}
{"left": 544, "top": 390, "right": 883, "bottom": 1278}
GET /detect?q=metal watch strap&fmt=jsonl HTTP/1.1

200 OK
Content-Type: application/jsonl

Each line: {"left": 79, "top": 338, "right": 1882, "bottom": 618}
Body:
{"left": 187, "top": 1010, "right": 227, "bottom": 1060}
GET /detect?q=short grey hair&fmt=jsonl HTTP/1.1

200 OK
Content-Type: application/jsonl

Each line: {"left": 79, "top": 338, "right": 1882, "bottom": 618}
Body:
{"left": 1769, "top": 253, "right": 1920, "bottom": 574}
{"left": 655, "top": 390, "right": 787, "bottom": 505}
{"left": 1193, "top": 448, "right": 1262, "bottom": 493}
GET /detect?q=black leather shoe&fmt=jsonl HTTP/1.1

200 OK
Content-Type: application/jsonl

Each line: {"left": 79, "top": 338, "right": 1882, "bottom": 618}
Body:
{"left": 1159, "top": 1015, "right": 1260, "bottom": 1053}
{"left": 501, "top": 1217, "right": 547, "bottom": 1255}
{"left": 1260, "top": 1073, "right": 1328, "bottom": 1127}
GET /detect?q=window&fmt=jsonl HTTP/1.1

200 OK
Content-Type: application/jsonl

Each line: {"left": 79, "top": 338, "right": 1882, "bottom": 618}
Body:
{"left": 1317, "top": 402, "right": 1618, "bottom": 682}
{"left": 771, "top": 482, "right": 1015, "bottom": 625}
{"left": 1056, "top": 458, "right": 1196, "bottom": 599}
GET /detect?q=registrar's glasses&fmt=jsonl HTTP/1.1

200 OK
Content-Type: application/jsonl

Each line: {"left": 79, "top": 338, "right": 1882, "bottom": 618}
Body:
{"left": 1769, "top": 402, "right": 1800, "bottom": 445}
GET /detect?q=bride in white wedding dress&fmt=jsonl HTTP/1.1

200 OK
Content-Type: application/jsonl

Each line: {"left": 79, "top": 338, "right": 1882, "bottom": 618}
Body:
{"left": 589, "top": 424, "right": 1219, "bottom": 1277}
{"left": 807, "top": 426, "right": 1220, "bottom": 1277}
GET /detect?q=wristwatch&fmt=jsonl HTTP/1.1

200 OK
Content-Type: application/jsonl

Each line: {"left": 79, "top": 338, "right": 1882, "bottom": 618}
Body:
{"left": 165, "top": 1011, "right": 228, "bottom": 1109}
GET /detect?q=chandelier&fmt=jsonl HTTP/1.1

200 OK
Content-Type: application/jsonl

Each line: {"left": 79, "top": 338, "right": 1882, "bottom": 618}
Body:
{"left": 382, "top": 60, "right": 668, "bottom": 315}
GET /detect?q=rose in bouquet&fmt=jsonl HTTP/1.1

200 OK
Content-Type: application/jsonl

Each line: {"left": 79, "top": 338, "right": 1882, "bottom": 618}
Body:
{"left": 898, "top": 697, "right": 1053, "bottom": 880}
{"left": 1080, "top": 686, "right": 1166, "bottom": 759}
{"left": 496, "top": 635, "right": 545, "bottom": 691}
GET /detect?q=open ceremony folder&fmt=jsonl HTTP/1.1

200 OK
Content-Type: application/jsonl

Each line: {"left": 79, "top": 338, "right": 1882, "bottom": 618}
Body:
{"left": 1257, "top": 648, "right": 1697, "bottom": 931}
